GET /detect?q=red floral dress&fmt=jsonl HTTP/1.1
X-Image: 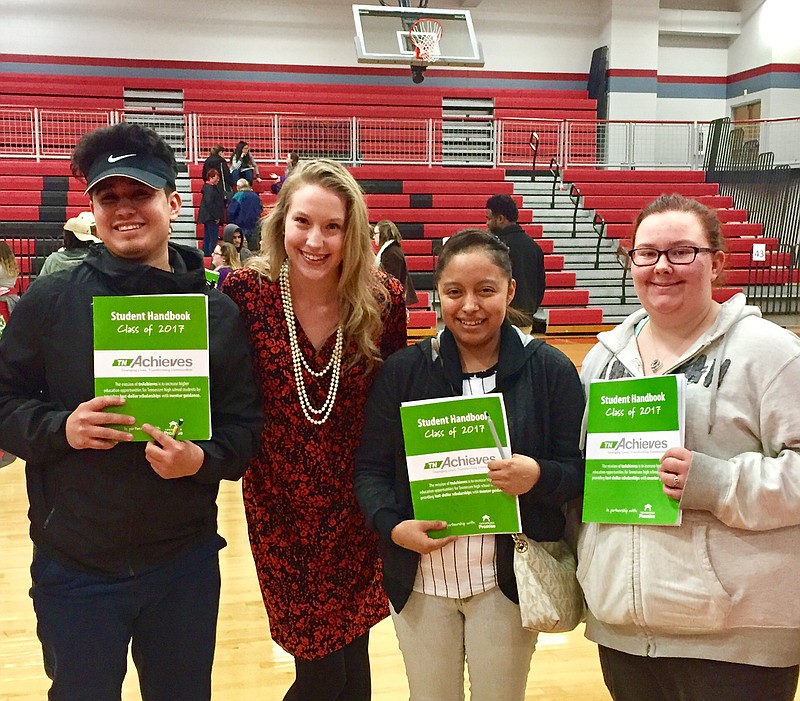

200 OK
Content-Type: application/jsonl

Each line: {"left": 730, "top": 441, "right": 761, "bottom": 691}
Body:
{"left": 223, "top": 267, "right": 407, "bottom": 659}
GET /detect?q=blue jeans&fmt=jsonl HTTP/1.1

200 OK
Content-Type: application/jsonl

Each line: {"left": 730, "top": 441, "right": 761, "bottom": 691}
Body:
{"left": 202, "top": 221, "right": 220, "bottom": 257}
{"left": 30, "top": 536, "right": 224, "bottom": 701}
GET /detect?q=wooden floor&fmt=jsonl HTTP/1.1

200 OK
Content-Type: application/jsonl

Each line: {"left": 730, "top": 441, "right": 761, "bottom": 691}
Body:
{"left": 0, "top": 337, "right": 735, "bottom": 700}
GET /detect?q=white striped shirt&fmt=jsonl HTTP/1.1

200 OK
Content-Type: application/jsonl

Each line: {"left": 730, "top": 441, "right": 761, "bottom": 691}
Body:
{"left": 413, "top": 369, "right": 499, "bottom": 599}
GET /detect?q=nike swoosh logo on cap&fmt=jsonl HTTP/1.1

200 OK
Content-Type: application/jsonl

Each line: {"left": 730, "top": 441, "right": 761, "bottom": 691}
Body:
{"left": 107, "top": 153, "right": 137, "bottom": 163}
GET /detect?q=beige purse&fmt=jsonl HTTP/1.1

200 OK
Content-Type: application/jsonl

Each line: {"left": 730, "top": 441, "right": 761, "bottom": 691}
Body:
{"left": 512, "top": 534, "right": 584, "bottom": 633}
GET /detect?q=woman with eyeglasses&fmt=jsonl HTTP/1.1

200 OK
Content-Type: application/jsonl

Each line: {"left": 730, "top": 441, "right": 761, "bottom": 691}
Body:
{"left": 578, "top": 194, "right": 800, "bottom": 701}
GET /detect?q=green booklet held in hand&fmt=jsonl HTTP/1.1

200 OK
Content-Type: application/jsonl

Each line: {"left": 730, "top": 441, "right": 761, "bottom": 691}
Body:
{"left": 92, "top": 294, "right": 211, "bottom": 441}
{"left": 583, "top": 374, "right": 686, "bottom": 525}
{"left": 400, "top": 394, "right": 521, "bottom": 538}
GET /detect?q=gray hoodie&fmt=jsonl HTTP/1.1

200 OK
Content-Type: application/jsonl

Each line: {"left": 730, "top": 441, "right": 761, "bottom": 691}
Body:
{"left": 578, "top": 293, "right": 800, "bottom": 666}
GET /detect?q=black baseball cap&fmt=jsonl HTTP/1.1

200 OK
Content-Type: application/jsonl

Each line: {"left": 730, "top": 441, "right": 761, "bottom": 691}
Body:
{"left": 84, "top": 151, "right": 177, "bottom": 193}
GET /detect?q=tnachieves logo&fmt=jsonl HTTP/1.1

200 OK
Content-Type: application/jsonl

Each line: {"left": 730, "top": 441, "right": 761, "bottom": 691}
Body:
{"left": 111, "top": 354, "right": 193, "bottom": 369}
{"left": 424, "top": 460, "right": 444, "bottom": 470}
{"left": 603, "top": 436, "right": 668, "bottom": 452}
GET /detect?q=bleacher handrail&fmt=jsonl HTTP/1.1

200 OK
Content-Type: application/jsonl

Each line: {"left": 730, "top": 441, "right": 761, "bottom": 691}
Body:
{"left": 0, "top": 106, "right": 798, "bottom": 169}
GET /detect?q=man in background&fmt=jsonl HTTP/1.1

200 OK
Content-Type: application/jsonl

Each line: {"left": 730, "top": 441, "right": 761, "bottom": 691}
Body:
{"left": 486, "top": 194, "right": 546, "bottom": 333}
{"left": 38, "top": 211, "right": 101, "bottom": 276}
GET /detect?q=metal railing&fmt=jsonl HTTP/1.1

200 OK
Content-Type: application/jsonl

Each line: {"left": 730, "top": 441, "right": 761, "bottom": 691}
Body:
{"left": 2, "top": 106, "right": 798, "bottom": 170}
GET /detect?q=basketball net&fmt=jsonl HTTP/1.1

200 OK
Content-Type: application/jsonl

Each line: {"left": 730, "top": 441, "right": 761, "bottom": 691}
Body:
{"left": 409, "top": 18, "right": 443, "bottom": 63}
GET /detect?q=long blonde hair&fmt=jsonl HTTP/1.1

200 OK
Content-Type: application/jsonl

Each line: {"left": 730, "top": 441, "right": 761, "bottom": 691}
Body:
{"left": 0, "top": 241, "right": 19, "bottom": 288}
{"left": 248, "top": 159, "right": 388, "bottom": 366}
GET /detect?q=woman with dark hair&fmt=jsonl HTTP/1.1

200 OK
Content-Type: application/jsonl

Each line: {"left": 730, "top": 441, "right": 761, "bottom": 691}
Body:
{"left": 230, "top": 140, "right": 260, "bottom": 186}
{"left": 198, "top": 169, "right": 226, "bottom": 257}
{"left": 222, "top": 158, "right": 407, "bottom": 700}
{"left": 270, "top": 151, "right": 300, "bottom": 194}
{"left": 578, "top": 194, "right": 800, "bottom": 701}
{"left": 354, "top": 229, "right": 584, "bottom": 701}
{"left": 372, "top": 219, "right": 418, "bottom": 306}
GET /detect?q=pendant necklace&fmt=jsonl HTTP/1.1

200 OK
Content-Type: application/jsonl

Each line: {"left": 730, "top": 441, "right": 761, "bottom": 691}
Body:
{"left": 279, "top": 260, "right": 343, "bottom": 425}
{"left": 650, "top": 358, "right": 663, "bottom": 373}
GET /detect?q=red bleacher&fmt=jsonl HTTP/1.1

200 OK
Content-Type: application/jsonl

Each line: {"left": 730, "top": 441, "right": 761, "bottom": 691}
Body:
{"left": 563, "top": 168, "right": 776, "bottom": 305}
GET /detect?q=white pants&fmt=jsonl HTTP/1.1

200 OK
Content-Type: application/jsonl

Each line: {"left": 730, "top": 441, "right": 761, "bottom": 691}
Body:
{"left": 391, "top": 587, "right": 538, "bottom": 701}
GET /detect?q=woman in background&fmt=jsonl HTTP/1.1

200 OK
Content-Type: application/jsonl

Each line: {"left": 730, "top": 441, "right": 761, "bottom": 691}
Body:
{"left": 198, "top": 168, "right": 226, "bottom": 257}
{"left": 355, "top": 229, "right": 584, "bottom": 701}
{"left": 222, "top": 159, "right": 406, "bottom": 701}
{"left": 230, "top": 140, "right": 260, "bottom": 186}
{"left": 210, "top": 241, "right": 240, "bottom": 287}
{"left": 373, "top": 219, "right": 418, "bottom": 307}
{"left": 578, "top": 194, "right": 800, "bottom": 701}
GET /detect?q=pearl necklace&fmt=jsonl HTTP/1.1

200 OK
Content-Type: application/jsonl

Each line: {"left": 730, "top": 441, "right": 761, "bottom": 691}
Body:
{"left": 279, "top": 260, "right": 343, "bottom": 425}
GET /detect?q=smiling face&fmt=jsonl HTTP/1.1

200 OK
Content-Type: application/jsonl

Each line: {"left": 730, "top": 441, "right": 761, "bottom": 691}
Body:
{"left": 90, "top": 176, "right": 181, "bottom": 270}
{"left": 631, "top": 210, "right": 725, "bottom": 324}
{"left": 437, "top": 249, "right": 516, "bottom": 360}
{"left": 283, "top": 183, "right": 346, "bottom": 290}
{"left": 211, "top": 245, "right": 225, "bottom": 268}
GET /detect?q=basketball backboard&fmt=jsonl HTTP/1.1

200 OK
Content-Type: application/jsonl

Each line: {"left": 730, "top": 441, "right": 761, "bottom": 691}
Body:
{"left": 353, "top": 4, "right": 484, "bottom": 67}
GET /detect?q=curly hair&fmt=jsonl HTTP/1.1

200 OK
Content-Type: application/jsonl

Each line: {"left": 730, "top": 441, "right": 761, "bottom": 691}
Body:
{"left": 71, "top": 122, "right": 178, "bottom": 195}
{"left": 248, "top": 159, "right": 389, "bottom": 367}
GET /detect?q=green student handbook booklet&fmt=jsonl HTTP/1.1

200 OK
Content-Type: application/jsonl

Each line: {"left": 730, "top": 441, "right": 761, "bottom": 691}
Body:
{"left": 400, "top": 394, "right": 522, "bottom": 538}
{"left": 92, "top": 294, "right": 211, "bottom": 441}
{"left": 583, "top": 374, "right": 686, "bottom": 525}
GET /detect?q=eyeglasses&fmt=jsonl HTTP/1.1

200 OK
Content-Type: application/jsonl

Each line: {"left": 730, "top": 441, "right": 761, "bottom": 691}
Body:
{"left": 212, "top": 250, "right": 223, "bottom": 256}
{"left": 628, "top": 245, "right": 717, "bottom": 267}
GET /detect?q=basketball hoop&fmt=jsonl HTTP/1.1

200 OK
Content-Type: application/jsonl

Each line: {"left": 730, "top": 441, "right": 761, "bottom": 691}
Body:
{"left": 409, "top": 18, "right": 443, "bottom": 62}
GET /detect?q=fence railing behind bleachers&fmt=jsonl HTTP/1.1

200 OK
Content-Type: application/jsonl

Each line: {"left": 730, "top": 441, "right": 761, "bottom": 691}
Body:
{"left": 2, "top": 107, "right": 799, "bottom": 170}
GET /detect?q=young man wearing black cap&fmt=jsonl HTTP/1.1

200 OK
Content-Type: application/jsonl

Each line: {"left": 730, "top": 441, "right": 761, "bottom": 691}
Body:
{"left": 0, "top": 123, "right": 263, "bottom": 701}
{"left": 486, "top": 193, "right": 546, "bottom": 333}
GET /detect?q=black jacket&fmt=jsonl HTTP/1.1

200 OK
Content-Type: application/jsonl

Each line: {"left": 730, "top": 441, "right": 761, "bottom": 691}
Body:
{"left": 202, "top": 153, "right": 233, "bottom": 200}
{"left": 378, "top": 241, "right": 418, "bottom": 306}
{"left": 496, "top": 223, "right": 546, "bottom": 317}
{"left": 0, "top": 244, "right": 263, "bottom": 574}
{"left": 198, "top": 182, "right": 226, "bottom": 224}
{"left": 354, "top": 322, "right": 584, "bottom": 612}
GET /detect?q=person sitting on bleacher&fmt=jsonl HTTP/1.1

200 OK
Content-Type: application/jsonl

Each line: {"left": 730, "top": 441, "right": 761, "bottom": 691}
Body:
{"left": 222, "top": 223, "right": 252, "bottom": 263}
{"left": 38, "top": 212, "right": 101, "bottom": 277}
{"left": 0, "top": 239, "right": 20, "bottom": 333}
{"left": 0, "top": 240, "right": 19, "bottom": 467}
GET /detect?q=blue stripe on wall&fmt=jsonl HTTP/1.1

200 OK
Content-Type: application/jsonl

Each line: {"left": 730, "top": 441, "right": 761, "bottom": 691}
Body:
{"left": 657, "top": 82, "right": 727, "bottom": 100}
{"left": 607, "top": 76, "right": 658, "bottom": 94}
{"left": 0, "top": 60, "right": 585, "bottom": 91}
